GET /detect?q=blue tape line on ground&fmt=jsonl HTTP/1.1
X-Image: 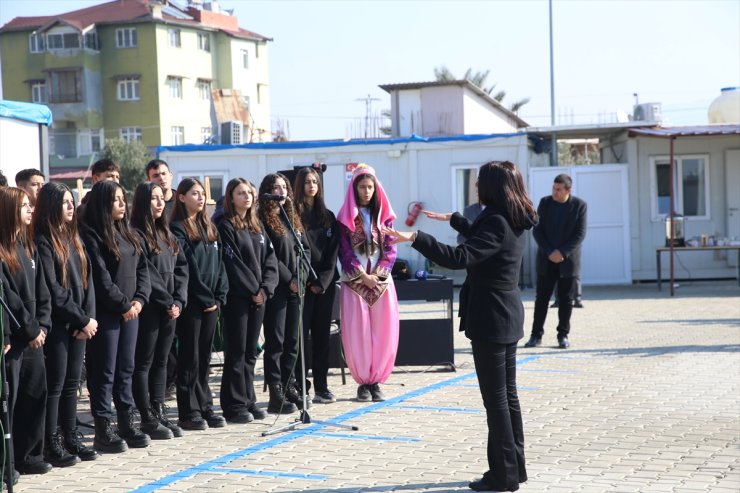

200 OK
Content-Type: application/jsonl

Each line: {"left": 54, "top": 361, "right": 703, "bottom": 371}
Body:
{"left": 213, "top": 468, "right": 326, "bottom": 480}
{"left": 131, "top": 354, "right": 541, "bottom": 492}
{"left": 312, "top": 432, "right": 420, "bottom": 442}
{"left": 389, "top": 405, "right": 482, "bottom": 413}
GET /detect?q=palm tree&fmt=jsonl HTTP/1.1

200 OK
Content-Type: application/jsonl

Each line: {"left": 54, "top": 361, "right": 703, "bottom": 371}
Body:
{"left": 433, "top": 65, "right": 530, "bottom": 114}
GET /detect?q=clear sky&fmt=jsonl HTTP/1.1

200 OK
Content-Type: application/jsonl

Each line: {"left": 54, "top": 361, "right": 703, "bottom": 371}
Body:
{"left": 1, "top": 0, "right": 738, "bottom": 141}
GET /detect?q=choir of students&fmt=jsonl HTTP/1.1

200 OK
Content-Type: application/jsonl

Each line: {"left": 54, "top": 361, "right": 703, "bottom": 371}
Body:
{"left": 0, "top": 160, "right": 372, "bottom": 487}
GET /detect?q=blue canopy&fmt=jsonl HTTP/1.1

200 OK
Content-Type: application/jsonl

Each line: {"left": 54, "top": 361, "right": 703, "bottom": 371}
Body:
{"left": 0, "top": 100, "right": 53, "bottom": 126}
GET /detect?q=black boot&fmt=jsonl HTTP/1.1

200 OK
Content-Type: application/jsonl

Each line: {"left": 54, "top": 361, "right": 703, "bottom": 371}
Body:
{"left": 152, "top": 402, "right": 183, "bottom": 438}
{"left": 140, "top": 407, "right": 174, "bottom": 440}
{"left": 44, "top": 428, "right": 80, "bottom": 467}
{"left": 285, "top": 380, "right": 311, "bottom": 410}
{"left": 267, "top": 383, "right": 297, "bottom": 414}
{"left": 116, "top": 408, "right": 151, "bottom": 448}
{"left": 63, "top": 428, "right": 99, "bottom": 461}
{"left": 93, "top": 417, "right": 128, "bottom": 453}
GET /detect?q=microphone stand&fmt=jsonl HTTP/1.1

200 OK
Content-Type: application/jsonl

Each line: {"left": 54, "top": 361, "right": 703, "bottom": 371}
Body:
{"left": 0, "top": 273, "right": 17, "bottom": 493}
{"left": 262, "top": 200, "right": 358, "bottom": 436}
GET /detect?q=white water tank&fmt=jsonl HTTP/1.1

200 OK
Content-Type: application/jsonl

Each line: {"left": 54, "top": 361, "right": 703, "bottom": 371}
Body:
{"left": 708, "top": 87, "right": 740, "bottom": 124}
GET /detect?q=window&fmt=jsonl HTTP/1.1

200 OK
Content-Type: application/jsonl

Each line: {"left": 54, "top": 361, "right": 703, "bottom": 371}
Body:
{"left": 167, "top": 77, "right": 182, "bottom": 99}
{"left": 197, "top": 33, "right": 210, "bottom": 52}
{"left": 116, "top": 28, "right": 137, "bottom": 48}
{"left": 29, "top": 33, "right": 45, "bottom": 53}
{"left": 31, "top": 82, "right": 47, "bottom": 103}
{"left": 47, "top": 32, "right": 80, "bottom": 50}
{"left": 78, "top": 129, "right": 102, "bottom": 155}
{"left": 454, "top": 166, "right": 480, "bottom": 213}
{"left": 117, "top": 77, "right": 140, "bottom": 101}
{"left": 84, "top": 31, "right": 99, "bottom": 50}
{"left": 197, "top": 80, "right": 211, "bottom": 100}
{"left": 241, "top": 49, "right": 248, "bottom": 69}
{"left": 171, "top": 126, "right": 184, "bottom": 145}
{"left": 49, "top": 127, "right": 77, "bottom": 158}
{"left": 49, "top": 69, "right": 82, "bottom": 103}
{"left": 650, "top": 155, "right": 709, "bottom": 219}
{"left": 120, "top": 127, "right": 142, "bottom": 142}
{"left": 168, "top": 29, "right": 181, "bottom": 48}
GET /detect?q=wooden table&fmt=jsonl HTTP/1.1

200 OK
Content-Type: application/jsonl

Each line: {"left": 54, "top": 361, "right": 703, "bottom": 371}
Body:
{"left": 656, "top": 245, "right": 740, "bottom": 291}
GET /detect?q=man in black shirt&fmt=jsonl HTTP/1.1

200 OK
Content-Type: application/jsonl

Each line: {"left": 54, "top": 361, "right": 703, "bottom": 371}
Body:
{"left": 525, "top": 174, "right": 587, "bottom": 349}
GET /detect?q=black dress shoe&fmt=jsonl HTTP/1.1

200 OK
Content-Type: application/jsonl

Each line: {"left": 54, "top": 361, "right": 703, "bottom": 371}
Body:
{"left": 557, "top": 335, "right": 571, "bottom": 349}
{"left": 224, "top": 410, "right": 254, "bottom": 424}
{"left": 17, "top": 460, "right": 53, "bottom": 475}
{"left": 469, "top": 478, "right": 506, "bottom": 492}
{"left": 523, "top": 336, "right": 541, "bottom": 348}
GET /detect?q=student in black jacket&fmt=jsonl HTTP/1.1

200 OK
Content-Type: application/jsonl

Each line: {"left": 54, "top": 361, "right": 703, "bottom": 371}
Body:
{"left": 387, "top": 161, "right": 537, "bottom": 493}
{"left": 131, "top": 182, "right": 188, "bottom": 439}
{"left": 293, "top": 167, "right": 340, "bottom": 404}
{"left": 217, "top": 178, "right": 278, "bottom": 423}
{"left": 258, "top": 173, "right": 311, "bottom": 414}
{"left": 170, "top": 178, "right": 228, "bottom": 430}
{"left": 34, "top": 183, "right": 99, "bottom": 466}
{"left": 0, "top": 187, "right": 52, "bottom": 476}
{"left": 80, "top": 181, "right": 151, "bottom": 453}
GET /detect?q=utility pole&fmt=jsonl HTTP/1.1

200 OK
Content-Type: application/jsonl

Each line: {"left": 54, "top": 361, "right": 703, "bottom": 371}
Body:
{"left": 549, "top": 0, "right": 557, "bottom": 167}
{"left": 356, "top": 94, "right": 380, "bottom": 139}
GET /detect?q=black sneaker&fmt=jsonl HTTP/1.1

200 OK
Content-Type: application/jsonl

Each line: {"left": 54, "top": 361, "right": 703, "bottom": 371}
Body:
{"left": 247, "top": 404, "right": 267, "bottom": 420}
{"left": 369, "top": 383, "right": 385, "bottom": 402}
{"left": 44, "top": 429, "right": 80, "bottom": 468}
{"left": 203, "top": 410, "right": 226, "bottom": 428}
{"left": 356, "top": 384, "right": 372, "bottom": 402}
{"left": 63, "top": 428, "right": 99, "bottom": 461}
{"left": 312, "top": 390, "right": 337, "bottom": 404}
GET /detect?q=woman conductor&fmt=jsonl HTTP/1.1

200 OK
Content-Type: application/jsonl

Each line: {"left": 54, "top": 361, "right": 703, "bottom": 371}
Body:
{"left": 386, "top": 161, "right": 536, "bottom": 492}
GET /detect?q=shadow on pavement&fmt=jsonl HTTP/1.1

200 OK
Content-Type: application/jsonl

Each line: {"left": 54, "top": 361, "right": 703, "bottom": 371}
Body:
{"left": 279, "top": 481, "right": 469, "bottom": 492}
{"left": 517, "top": 344, "right": 740, "bottom": 358}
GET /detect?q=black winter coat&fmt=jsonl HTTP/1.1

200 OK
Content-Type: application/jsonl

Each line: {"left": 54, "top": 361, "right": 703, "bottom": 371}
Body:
{"left": 302, "top": 209, "right": 339, "bottom": 293}
{"left": 412, "top": 206, "right": 534, "bottom": 344}
{"left": 533, "top": 195, "right": 587, "bottom": 278}
{"left": 36, "top": 234, "right": 95, "bottom": 336}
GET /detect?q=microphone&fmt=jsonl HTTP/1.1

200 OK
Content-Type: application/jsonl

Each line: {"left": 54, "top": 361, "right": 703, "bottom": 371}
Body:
{"left": 414, "top": 269, "right": 445, "bottom": 281}
{"left": 261, "top": 193, "right": 290, "bottom": 201}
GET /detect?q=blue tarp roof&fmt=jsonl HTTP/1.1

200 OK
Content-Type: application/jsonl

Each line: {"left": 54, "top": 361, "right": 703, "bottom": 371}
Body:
{"left": 0, "top": 100, "right": 53, "bottom": 126}
{"left": 157, "top": 132, "right": 523, "bottom": 155}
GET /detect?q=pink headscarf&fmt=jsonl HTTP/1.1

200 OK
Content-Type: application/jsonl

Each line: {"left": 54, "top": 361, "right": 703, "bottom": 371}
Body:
{"left": 337, "top": 164, "right": 396, "bottom": 232}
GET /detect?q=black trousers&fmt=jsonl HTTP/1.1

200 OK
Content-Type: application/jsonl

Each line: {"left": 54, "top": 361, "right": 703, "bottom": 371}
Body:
{"left": 220, "top": 296, "right": 265, "bottom": 416}
{"left": 6, "top": 344, "right": 47, "bottom": 466}
{"left": 175, "top": 304, "right": 217, "bottom": 420}
{"left": 531, "top": 261, "right": 576, "bottom": 337}
{"left": 45, "top": 326, "right": 86, "bottom": 435}
{"left": 471, "top": 340, "right": 527, "bottom": 491}
{"left": 86, "top": 312, "right": 138, "bottom": 418}
{"left": 263, "top": 284, "right": 300, "bottom": 386}
{"left": 297, "top": 282, "right": 336, "bottom": 392}
{"left": 133, "top": 305, "right": 176, "bottom": 411}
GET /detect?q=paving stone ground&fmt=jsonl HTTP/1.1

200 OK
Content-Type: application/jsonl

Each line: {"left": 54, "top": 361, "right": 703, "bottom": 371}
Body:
{"left": 8, "top": 281, "right": 740, "bottom": 492}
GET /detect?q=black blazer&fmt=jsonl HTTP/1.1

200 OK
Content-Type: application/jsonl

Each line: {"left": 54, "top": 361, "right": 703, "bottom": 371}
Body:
{"left": 412, "top": 206, "right": 534, "bottom": 344}
{"left": 532, "top": 195, "right": 587, "bottom": 278}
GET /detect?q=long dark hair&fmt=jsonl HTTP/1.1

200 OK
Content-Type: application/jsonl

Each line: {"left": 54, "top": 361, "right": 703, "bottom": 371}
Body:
{"left": 131, "top": 182, "right": 179, "bottom": 255}
{"left": 257, "top": 173, "right": 303, "bottom": 236}
{"left": 0, "top": 187, "right": 33, "bottom": 272}
{"left": 223, "top": 178, "right": 261, "bottom": 232}
{"left": 353, "top": 173, "right": 380, "bottom": 227}
{"left": 82, "top": 180, "right": 141, "bottom": 259}
{"left": 477, "top": 161, "right": 537, "bottom": 229}
{"left": 33, "top": 182, "right": 88, "bottom": 289}
{"left": 170, "top": 177, "right": 218, "bottom": 243}
{"left": 293, "top": 167, "right": 332, "bottom": 228}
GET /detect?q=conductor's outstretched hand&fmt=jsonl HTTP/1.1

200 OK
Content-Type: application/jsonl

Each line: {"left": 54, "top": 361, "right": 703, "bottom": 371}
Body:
{"left": 422, "top": 210, "right": 452, "bottom": 222}
{"left": 382, "top": 226, "right": 413, "bottom": 245}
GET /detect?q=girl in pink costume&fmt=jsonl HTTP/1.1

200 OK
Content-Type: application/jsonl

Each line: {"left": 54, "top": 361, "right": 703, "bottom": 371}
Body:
{"left": 337, "top": 164, "right": 399, "bottom": 402}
